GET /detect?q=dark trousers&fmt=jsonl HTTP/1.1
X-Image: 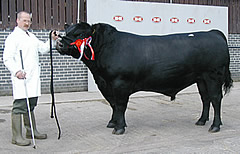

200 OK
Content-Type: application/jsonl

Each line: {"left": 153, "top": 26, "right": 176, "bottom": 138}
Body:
{"left": 12, "top": 97, "right": 38, "bottom": 114}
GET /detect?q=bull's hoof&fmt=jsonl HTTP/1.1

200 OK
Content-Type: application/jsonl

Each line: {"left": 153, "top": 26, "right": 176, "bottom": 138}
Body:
{"left": 208, "top": 125, "right": 220, "bottom": 133}
{"left": 195, "top": 120, "right": 206, "bottom": 126}
{"left": 112, "top": 128, "right": 125, "bottom": 135}
{"left": 107, "top": 122, "right": 116, "bottom": 128}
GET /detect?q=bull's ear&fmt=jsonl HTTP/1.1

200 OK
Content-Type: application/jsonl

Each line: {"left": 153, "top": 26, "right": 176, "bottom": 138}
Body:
{"left": 64, "top": 24, "right": 70, "bottom": 30}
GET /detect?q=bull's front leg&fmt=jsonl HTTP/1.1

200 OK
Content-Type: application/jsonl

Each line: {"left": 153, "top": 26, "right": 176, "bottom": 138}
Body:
{"left": 105, "top": 94, "right": 128, "bottom": 135}
{"left": 97, "top": 93, "right": 121, "bottom": 129}
{"left": 97, "top": 87, "right": 128, "bottom": 134}
{"left": 98, "top": 77, "right": 130, "bottom": 135}
{"left": 111, "top": 102, "right": 128, "bottom": 135}
{"left": 93, "top": 77, "right": 122, "bottom": 130}
{"left": 107, "top": 103, "right": 117, "bottom": 128}
{"left": 108, "top": 86, "right": 130, "bottom": 135}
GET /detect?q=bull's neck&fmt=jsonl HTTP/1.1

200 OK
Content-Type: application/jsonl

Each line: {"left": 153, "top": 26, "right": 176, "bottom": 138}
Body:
{"left": 82, "top": 58, "right": 98, "bottom": 75}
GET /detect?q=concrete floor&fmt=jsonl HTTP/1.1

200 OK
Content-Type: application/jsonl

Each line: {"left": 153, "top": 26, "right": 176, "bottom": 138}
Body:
{"left": 0, "top": 83, "right": 240, "bottom": 153}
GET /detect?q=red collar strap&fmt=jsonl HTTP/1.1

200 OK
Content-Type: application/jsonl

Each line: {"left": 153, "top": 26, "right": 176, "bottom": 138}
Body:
{"left": 70, "top": 36, "right": 95, "bottom": 60}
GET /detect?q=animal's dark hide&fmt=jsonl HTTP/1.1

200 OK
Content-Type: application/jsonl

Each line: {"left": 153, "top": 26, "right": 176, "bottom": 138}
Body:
{"left": 56, "top": 22, "right": 233, "bottom": 134}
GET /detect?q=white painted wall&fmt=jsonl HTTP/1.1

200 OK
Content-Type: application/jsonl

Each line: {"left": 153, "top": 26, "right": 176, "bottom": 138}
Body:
{"left": 87, "top": 0, "right": 228, "bottom": 91}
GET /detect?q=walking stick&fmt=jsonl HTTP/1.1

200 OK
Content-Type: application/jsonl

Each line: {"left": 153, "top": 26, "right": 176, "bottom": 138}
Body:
{"left": 19, "top": 50, "right": 36, "bottom": 149}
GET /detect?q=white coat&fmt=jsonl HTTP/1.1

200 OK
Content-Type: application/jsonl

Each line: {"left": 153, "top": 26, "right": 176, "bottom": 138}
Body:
{"left": 3, "top": 26, "right": 56, "bottom": 99}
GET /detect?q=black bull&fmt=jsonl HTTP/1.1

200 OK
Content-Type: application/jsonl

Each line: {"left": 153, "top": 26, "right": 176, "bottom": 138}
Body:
{"left": 56, "top": 22, "right": 233, "bottom": 135}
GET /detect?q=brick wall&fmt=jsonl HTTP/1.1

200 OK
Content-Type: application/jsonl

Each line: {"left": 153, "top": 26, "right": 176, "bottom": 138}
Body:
{"left": 0, "top": 29, "right": 88, "bottom": 96}
{"left": 0, "top": 30, "right": 240, "bottom": 96}
{"left": 228, "top": 34, "right": 240, "bottom": 81}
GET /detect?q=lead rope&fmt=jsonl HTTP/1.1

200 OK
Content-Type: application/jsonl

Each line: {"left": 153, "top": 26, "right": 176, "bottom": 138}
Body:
{"left": 49, "top": 30, "right": 61, "bottom": 139}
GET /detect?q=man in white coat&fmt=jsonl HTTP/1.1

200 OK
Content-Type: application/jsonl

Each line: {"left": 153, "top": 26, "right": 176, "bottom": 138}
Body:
{"left": 3, "top": 11, "right": 59, "bottom": 146}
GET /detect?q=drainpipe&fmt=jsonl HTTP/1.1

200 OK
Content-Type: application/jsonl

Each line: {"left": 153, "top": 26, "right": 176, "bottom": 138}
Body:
{"left": 77, "top": 0, "right": 80, "bottom": 23}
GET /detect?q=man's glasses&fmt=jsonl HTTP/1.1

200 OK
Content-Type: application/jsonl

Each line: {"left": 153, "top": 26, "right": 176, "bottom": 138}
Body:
{"left": 21, "top": 19, "right": 32, "bottom": 24}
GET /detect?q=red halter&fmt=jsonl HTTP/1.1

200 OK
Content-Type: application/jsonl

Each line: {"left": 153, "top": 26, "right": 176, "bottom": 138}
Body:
{"left": 70, "top": 36, "right": 95, "bottom": 60}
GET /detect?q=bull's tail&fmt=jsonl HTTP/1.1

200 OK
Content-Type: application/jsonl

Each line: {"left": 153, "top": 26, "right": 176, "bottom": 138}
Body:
{"left": 223, "top": 65, "right": 233, "bottom": 95}
{"left": 217, "top": 30, "right": 233, "bottom": 95}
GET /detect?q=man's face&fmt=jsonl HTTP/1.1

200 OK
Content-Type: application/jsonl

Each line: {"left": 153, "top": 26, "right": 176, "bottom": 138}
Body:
{"left": 17, "top": 12, "right": 31, "bottom": 31}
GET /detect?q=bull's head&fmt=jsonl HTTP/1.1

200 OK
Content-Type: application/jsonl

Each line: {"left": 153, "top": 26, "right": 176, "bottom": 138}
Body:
{"left": 56, "top": 22, "right": 93, "bottom": 59}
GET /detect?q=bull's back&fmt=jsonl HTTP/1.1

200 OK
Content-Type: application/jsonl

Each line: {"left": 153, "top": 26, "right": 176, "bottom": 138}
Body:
{"left": 142, "top": 30, "right": 228, "bottom": 73}
{"left": 131, "top": 30, "right": 229, "bottom": 95}
{"left": 115, "top": 30, "right": 228, "bottom": 72}
{"left": 99, "top": 30, "right": 229, "bottom": 95}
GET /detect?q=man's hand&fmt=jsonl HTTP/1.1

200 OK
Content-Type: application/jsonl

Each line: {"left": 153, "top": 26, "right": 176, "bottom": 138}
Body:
{"left": 15, "top": 70, "right": 26, "bottom": 79}
{"left": 52, "top": 30, "right": 59, "bottom": 40}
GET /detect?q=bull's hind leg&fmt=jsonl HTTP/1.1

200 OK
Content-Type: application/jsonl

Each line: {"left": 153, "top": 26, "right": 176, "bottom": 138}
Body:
{"left": 205, "top": 73, "right": 224, "bottom": 133}
{"left": 196, "top": 80, "right": 211, "bottom": 126}
{"left": 208, "top": 87, "right": 223, "bottom": 133}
